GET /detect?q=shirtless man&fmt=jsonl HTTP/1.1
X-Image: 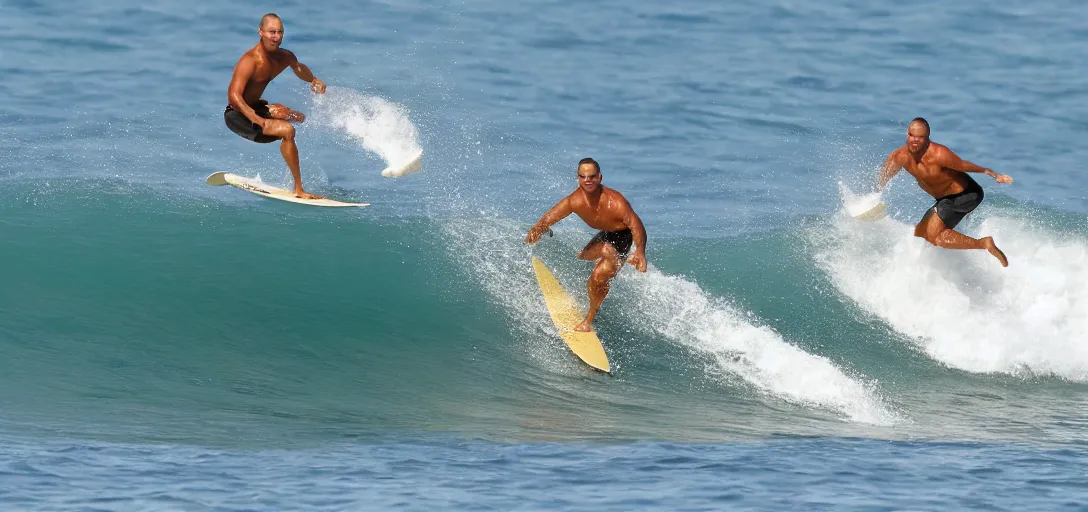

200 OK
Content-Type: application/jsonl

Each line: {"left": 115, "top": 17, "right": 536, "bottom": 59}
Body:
{"left": 525, "top": 158, "right": 649, "bottom": 332}
{"left": 225, "top": 13, "right": 326, "bottom": 199}
{"left": 877, "top": 117, "right": 1013, "bottom": 267}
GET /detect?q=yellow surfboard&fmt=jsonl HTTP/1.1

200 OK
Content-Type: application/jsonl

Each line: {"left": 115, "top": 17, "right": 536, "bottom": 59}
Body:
{"left": 531, "top": 256, "right": 611, "bottom": 373}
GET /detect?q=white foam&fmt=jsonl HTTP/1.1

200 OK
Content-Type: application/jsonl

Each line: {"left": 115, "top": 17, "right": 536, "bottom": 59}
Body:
{"left": 443, "top": 216, "right": 899, "bottom": 424}
{"left": 618, "top": 268, "right": 900, "bottom": 425}
{"left": 310, "top": 88, "right": 424, "bottom": 177}
{"left": 839, "top": 182, "right": 888, "bottom": 221}
{"left": 814, "top": 205, "right": 1088, "bottom": 381}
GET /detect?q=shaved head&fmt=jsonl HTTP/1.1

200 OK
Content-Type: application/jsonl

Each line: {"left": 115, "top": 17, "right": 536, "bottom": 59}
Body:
{"left": 909, "top": 117, "right": 930, "bottom": 135}
{"left": 260, "top": 13, "right": 281, "bottom": 29}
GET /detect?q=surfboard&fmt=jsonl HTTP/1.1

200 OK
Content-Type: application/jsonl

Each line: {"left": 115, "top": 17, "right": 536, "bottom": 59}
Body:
{"left": 531, "top": 256, "right": 611, "bottom": 373}
{"left": 205, "top": 172, "right": 369, "bottom": 207}
{"left": 381, "top": 150, "right": 424, "bottom": 178}
{"left": 847, "top": 192, "right": 888, "bottom": 221}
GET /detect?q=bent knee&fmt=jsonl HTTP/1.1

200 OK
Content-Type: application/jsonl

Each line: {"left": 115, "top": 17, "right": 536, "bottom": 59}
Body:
{"left": 596, "top": 244, "right": 621, "bottom": 262}
{"left": 579, "top": 242, "right": 615, "bottom": 261}
{"left": 591, "top": 262, "right": 620, "bottom": 282}
{"left": 264, "top": 120, "right": 295, "bottom": 139}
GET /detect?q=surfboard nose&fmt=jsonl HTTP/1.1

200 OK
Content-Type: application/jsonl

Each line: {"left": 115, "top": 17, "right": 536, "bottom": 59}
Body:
{"left": 381, "top": 150, "right": 424, "bottom": 178}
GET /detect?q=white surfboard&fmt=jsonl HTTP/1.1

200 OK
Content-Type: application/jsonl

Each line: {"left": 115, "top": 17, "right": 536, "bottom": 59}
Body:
{"left": 205, "top": 172, "right": 369, "bottom": 207}
{"left": 381, "top": 150, "right": 423, "bottom": 178}
{"left": 847, "top": 192, "right": 888, "bottom": 221}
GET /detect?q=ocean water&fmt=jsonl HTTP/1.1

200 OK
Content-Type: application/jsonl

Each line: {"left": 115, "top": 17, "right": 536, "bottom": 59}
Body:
{"left": 2, "top": 0, "right": 1087, "bottom": 510}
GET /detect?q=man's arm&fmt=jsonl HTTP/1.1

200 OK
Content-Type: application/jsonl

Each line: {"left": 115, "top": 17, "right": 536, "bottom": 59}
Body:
{"left": 876, "top": 150, "right": 902, "bottom": 191}
{"left": 286, "top": 51, "right": 326, "bottom": 93}
{"left": 939, "top": 148, "right": 1013, "bottom": 183}
{"left": 227, "top": 57, "right": 265, "bottom": 126}
{"left": 525, "top": 197, "right": 573, "bottom": 244}
{"left": 621, "top": 202, "right": 648, "bottom": 272}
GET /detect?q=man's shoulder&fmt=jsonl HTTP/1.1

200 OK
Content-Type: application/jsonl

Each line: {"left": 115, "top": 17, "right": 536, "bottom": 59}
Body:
{"left": 930, "top": 141, "right": 952, "bottom": 154}
{"left": 236, "top": 46, "right": 258, "bottom": 61}
{"left": 273, "top": 48, "right": 298, "bottom": 62}
{"left": 603, "top": 186, "right": 632, "bottom": 205}
{"left": 927, "top": 142, "right": 957, "bottom": 162}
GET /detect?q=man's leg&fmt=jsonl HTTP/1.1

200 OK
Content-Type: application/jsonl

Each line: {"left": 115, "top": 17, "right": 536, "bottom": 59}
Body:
{"left": 259, "top": 119, "right": 322, "bottom": 200}
{"left": 267, "top": 103, "right": 306, "bottom": 123}
{"left": 575, "top": 240, "right": 622, "bottom": 332}
{"left": 915, "top": 210, "right": 1008, "bottom": 267}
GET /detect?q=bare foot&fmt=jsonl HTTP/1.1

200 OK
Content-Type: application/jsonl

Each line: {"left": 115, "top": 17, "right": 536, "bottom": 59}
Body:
{"left": 295, "top": 190, "right": 324, "bottom": 200}
{"left": 573, "top": 320, "right": 593, "bottom": 332}
{"left": 982, "top": 237, "right": 1008, "bottom": 267}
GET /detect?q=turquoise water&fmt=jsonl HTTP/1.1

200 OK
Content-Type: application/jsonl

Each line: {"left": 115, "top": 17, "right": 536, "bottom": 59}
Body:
{"left": 2, "top": 0, "right": 1087, "bottom": 509}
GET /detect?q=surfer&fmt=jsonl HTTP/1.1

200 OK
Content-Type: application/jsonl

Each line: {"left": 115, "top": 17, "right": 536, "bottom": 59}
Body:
{"left": 525, "top": 158, "right": 648, "bottom": 332}
{"left": 224, "top": 13, "right": 326, "bottom": 200}
{"left": 877, "top": 117, "right": 1013, "bottom": 267}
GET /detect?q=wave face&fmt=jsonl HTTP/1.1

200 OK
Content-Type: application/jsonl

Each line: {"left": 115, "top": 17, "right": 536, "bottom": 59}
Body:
{"left": 2, "top": 180, "right": 1085, "bottom": 449}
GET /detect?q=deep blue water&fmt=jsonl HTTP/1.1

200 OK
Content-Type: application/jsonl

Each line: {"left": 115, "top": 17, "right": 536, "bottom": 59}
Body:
{"left": 2, "top": 0, "right": 1087, "bottom": 509}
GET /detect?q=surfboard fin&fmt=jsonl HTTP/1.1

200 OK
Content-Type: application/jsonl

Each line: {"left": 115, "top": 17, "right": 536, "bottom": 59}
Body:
{"left": 205, "top": 172, "right": 230, "bottom": 186}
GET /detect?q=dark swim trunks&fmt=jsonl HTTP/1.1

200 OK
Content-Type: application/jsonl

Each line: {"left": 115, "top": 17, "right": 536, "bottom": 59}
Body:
{"left": 585, "top": 228, "right": 633, "bottom": 259}
{"left": 224, "top": 100, "right": 278, "bottom": 144}
{"left": 930, "top": 175, "right": 985, "bottom": 229}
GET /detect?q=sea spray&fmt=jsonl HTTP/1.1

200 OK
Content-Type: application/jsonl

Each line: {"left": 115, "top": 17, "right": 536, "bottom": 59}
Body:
{"left": 813, "top": 198, "right": 1088, "bottom": 381}
{"left": 311, "top": 88, "right": 424, "bottom": 177}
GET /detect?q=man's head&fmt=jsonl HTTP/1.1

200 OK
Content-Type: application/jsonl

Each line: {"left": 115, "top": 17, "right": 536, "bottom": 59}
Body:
{"left": 577, "top": 157, "right": 602, "bottom": 193}
{"left": 258, "top": 13, "right": 284, "bottom": 51}
{"left": 906, "top": 117, "right": 930, "bottom": 156}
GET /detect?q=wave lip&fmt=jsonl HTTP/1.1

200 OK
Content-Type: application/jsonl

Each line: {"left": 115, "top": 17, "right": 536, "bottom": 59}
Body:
{"left": 623, "top": 269, "right": 901, "bottom": 426}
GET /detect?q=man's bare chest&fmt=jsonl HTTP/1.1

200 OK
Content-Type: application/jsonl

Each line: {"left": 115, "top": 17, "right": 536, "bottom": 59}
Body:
{"left": 251, "top": 65, "right": 287, "bottom": 84}
{"left": 573, "top": 201, "right": 625, "bottom": 227}
{"left": 905, "top": 160, "right": 947, "bottom": 180}
{"left": 249, "top": 53, "right": 290, "bottom": 84}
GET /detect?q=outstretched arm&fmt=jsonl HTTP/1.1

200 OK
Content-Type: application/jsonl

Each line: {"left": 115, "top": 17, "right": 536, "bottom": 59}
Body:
{"left": 622, "top": 205, "right": 648, "bottom": 272}
{"left": 286, "top": 51, "right": 326, "bottom": 93}
{"left": 525, "top": 197, "right": 573, "bottom": 244}
{"left": 876, "top": 151, "right": 902, "bottom": 191}
{"left": 939, "top": 149, "right": 1013, "bottom": 183}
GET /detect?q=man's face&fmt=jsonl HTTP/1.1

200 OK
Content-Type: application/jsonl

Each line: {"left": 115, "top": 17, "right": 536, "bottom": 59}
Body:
{"left": 906, "top": 122, "right": 929, "bottom": 155}
{"left": 259, "top": 19, "right": 284, "bottom": 50}
{"left": 577, "top": 163, "right": 601, "bottom": 193}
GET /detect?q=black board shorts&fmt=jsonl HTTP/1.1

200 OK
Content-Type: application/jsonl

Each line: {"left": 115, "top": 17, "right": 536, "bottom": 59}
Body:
{"left": 224, "top": 100, "right": 278, "bottom": 144}
{"left": 930, "top": 175, "right": 984, "bottom": 229}
{"left": 585, "top": 229, "right": 633, "bottom": 259}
